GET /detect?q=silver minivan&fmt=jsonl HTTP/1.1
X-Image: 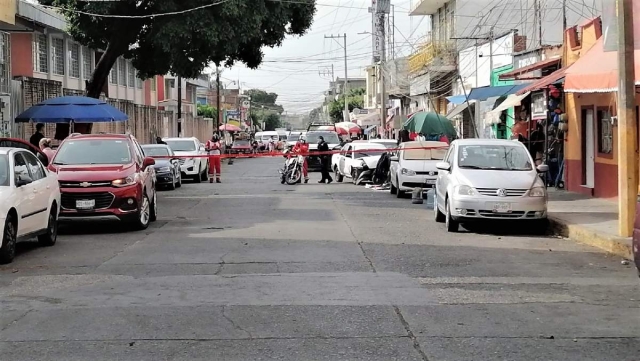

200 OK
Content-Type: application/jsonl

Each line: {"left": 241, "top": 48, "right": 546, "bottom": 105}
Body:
{"left": 433, "top": 139, "right": 549, "bottom": 232}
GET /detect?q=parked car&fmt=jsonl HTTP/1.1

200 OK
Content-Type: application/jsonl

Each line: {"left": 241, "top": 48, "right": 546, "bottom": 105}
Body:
{"left": 303, "top": 131, "right": 341, "bottom": 171}
{"left": 286, "top": 132, "right": 302, "bottom": 148}
{"left": 0, "top": 137, "right": 52, "bottom": 166}
{"left": 163, "top": 137, "right": 209, "bottom": 182}
{"left": 433, "top": 139, "right": 549, "bottom": 232}
{"left": 50, "top": 134, "right": 158, "bottom": 230}
{"left": 141, "top": 144, "right": 182, "bottom": 190}
{"left": 368, "top": 139, "right": 398, "bottom": 151}
{"left": 229, "top": 139, "right": 252, "bottom": 155}
{"left": 389, "top": 141, "right": 449, "bottom": 197}
{"left": 332, "top": 142, "right": 387, "bottom": 184}
{"left": 0, "top": 147, "right": 61, "bottom": 264}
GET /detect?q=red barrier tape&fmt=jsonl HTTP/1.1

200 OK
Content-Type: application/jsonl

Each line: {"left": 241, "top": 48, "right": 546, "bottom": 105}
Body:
{"left": 149, "top": 145, "right": 450, "bottom": 159}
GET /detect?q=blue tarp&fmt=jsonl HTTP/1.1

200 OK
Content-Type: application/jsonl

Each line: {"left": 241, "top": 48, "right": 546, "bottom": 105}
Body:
{"left": 15, "top": 96, "right": 128, "bottom": 123}
{"left": 363, "top": 125, "right": 376, "bottom": 135}
{"left": 445, "top": 95, "right": 468, "bottom": 105}
{"left": 467, "top": 84, "right": 531, "bottom": 102}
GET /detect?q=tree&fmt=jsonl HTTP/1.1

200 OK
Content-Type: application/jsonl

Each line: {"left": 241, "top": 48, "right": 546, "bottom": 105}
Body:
{"left": 263, "top": 113, "right": 281, "bottom": 131}
{"left": 309, "top": 106, "right": 322, "bottom": 123}
{"left": 329, "top": 88, "right": 365, "bottom": 122}
{"left": 197, "top": 104, "right": 216, "bottom": 118}
{"left": 40, "top": 1, "right": 316, "bottom": 99}
{"left": 245, "top": 89, "right": 284, "bottom": 114}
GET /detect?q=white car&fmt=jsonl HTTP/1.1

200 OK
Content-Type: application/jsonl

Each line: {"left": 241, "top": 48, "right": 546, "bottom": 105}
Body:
{"left": 0, "top": 148, "right": 61, "bottom": 264}
{"left": 163, "top": 137, "right": 209, "bottom": 182}
{"left": 332, "top": 142, "right": 387, "bottom": 184}
{"left": 390, "top": 141, "right": 449, "bottom": 197}
{"left": 434, "top": 139, "right": 549, "bottom": 232}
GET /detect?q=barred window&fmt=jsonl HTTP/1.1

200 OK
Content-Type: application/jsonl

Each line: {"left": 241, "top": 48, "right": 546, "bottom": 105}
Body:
{"left": 33, "top": 34, "right": 48, "bottom": 73}
{"left": 128, "top": 63, "right": 135, "bottom": 88}
{"left": 118, "top": 58, "right": 126, "bottom": 85}
{"left": 136, "top": 77, "right": 143, "bottom": 89}
{"left": 109, "top": 61, "right": 117, "bottom": 84}
{"left": 150, "top": 76, "right": 156, "bottom": 91}
{"left": 82, "top": 47, "right": 92, "bottom": 79}
{"left": 69, "top": 43, "right": 80, "bottom": 78}
{"left": 51, "top": 37, "right": 64, "bottom": 75}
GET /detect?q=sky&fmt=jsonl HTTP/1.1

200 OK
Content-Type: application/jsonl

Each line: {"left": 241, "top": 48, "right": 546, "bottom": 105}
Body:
{"left": 216, "top": 0, "right": 428, "bottom": 115}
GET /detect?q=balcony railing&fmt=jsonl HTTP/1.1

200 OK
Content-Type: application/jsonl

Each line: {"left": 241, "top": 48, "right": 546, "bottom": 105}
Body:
{"left": 408, "top": 41, "right": 456, "bottom": 75}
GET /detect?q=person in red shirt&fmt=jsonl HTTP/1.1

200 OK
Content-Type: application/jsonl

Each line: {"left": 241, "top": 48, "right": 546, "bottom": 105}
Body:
{"left": 205, "top": 134, "right": 222, "bottom": 183}
{"left": 292, "top": 138, "right": 309, "bottom": 183}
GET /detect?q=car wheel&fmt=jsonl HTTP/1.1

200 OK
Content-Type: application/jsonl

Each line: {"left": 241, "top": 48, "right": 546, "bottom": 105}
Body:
{"left": 133, "top": 194, "right": 151, "bottom": 230}
{"left": 150, "top": 189, "right": 158, "bottom": 222}
{"left": 194, "top": 165, "right": 202, "bottom": 183}
{"left": 445, "top": 198, "right": 459, "bottom": 232}
{"left": 0, "top": 214, "right": 17, "bottom": 264}
{"left": 434, "top": 195, "right": 445, "bottom": 223}
{"left": 396, "top": 177, "right": 404, "bottom": 198}
{"left": 335, "top": 167, "right": 344, "bottom": 182}
{"left": 201, "top": 163, "right": 209, "bottom": 182}
{"left": 168, "top": 174, "right": 176, "bottom": 190}
{"left": 351, "top": 170, "right": 358, "bottom": 184}
{"left": 176, "top": 172, "right": 182, "bottom": 188}
{"left": 390, "top": 179, "right": 397, "bottom": 194}
{"left": 38, "top": 207, "right": 58, "bottom": 247}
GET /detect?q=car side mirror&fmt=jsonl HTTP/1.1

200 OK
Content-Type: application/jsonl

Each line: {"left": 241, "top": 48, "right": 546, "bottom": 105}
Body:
{"left": 15, "top": 174, "right": 33, "bottom": 187}
{"left": 536, "top": 164, "right": 549, "bottom": 173}
{"left": 390, "top": 156, "right": 399, "bottom": 162}
{"left": 143, "top": 156, "right": 156, "bottom": 168}
{"left": 436, "top": 162, "right": 451, "bottom": 171}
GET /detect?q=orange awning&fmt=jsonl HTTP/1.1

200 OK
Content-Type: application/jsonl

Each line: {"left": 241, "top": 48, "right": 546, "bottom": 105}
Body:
{"left": 564, "top": 37, "right": 640, "bottom": 93}
{"left": 515, "top": 67, "right": 567, "bottom": 95}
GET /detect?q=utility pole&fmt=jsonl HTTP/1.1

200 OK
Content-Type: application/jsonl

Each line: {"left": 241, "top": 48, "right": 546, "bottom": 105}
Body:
{"left": 177, "top": 76, "right": 182, "bottom": 137}
{"left": 489, "top": 27, "right": 494, "bottom": 85}
{"left": 380, "top": 12, "right": 387, "bottom": 129}
{"left": 325, "top": 34, "right": 349, "bottom": 121}
{"left": 215, "top": 66, "right": 221, "bottom": 134}
{"left": 616, "top": 0, "right": 637, "bottom": 237}
{"left": 562, "top": 0, "right": 567, "bottom": 31}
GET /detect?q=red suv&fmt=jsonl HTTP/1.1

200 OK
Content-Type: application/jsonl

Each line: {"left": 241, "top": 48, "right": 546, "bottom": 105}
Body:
{"left": 48, "top": 134, "right": 158, "bottom": 230}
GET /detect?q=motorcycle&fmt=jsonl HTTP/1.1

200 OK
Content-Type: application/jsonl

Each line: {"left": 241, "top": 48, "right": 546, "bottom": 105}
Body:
{"left": 279, "top": 149, "right": 304, "bottom": 185}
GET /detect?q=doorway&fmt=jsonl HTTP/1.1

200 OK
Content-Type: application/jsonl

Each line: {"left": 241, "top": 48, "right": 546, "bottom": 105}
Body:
{"left": 581, "top": 108, "right": 595, "bottom": 188}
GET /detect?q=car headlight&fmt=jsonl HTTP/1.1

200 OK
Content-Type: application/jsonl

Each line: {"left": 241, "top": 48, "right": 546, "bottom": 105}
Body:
{"left": 529, "top": 187, "right": 546, "bottom": 197}
{"left": 112, "top": 175, "right": 137, "bottom": 187}
{"left": 157, "top": 167, "right": 171, "bottom": 173}
{"left": 354, "top": 159, "right": 366, "bottom": 168}
{"left": 457, "top": 185, "right": 477, "bottom": 196}
{"left": 401, "top": 168, "right": 416, "bottom": 176}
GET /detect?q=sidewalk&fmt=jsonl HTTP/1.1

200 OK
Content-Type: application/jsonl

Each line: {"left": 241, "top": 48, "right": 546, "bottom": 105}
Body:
{"left": 547, "top": 189, "right": 633, "bottom": 259}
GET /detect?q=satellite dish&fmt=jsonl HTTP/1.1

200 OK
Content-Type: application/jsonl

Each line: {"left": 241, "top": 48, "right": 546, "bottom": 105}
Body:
{"left": 353, "top": 108, "right": 361, "bottom": 115}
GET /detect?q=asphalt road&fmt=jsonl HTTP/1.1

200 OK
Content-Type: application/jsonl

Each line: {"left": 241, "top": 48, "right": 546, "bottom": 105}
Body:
{"left": 1, "top": 157, "right": 639, "bottom": 360}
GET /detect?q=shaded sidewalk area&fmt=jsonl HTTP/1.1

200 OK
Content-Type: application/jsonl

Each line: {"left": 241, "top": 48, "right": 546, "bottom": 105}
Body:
{"left": 548, "top": 189, "right": 632, "bottom": 259}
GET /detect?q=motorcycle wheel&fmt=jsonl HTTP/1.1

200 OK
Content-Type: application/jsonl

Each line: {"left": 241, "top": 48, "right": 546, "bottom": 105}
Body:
{"left": 285, "top": 168, "right": 302, "bottom": 185}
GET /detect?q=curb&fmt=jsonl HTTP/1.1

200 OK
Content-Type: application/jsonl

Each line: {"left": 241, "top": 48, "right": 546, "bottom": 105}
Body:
{"left": 548, "top": 216, "right": 633, "bottom": 259}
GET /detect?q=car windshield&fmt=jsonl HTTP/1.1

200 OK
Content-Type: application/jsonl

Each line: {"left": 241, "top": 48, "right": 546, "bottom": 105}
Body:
{"left": 53, "top": 139, "right": 132, "bottom": 165}
{"left": 287, "top": 135, "right": 300, "bottom": 141}
{"left": 458, "top": 144, "right": 533, "bottom": 170}
{"left": 354, "top": 145, "right": 386, "bottom": 158}
{"left": 0, "top": 155, "right": 8, "bottom": 186}
{"left": 142, "top": 146, "right": 171, "bottom": 157}
{"left": 373, "top": 142, "right": 397, "bottom": 149}
{"left": 234, "top": 141, "right": 250, "bottom": 146}
{"left": 165, "top": 140, "right": 196, "bottom": 152}
{"left": 305, "top": 132, "right": 340, "bottom": 144}
{"left": 403, "top": 147, "right": 447, "bottom": 160}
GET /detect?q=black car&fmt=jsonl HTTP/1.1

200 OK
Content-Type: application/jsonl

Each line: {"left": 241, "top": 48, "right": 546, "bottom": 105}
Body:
{"left": 141, "top": 144, "right": 182, "bottom": 190}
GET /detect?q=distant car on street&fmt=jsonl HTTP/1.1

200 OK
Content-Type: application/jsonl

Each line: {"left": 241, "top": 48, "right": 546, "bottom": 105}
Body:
{"left": 332, "top": 142, "right": 387, "bottom": 184}
{"left": 163, "top": 137, "right": 209, "bottom": 183}
{"left": 389, "top": 141, "right": 449, "bottom": 197}
{"left": 303, "top": 131, "right": 341, "bottom": 171}
{"left": 229, "top": 139, "right": 252, "bottom": 155}
{"left": 433, "top": 139, "right": 549, "bottom": 232}
{"left": 141, "top": 144, "right": 182, "bottom": 190}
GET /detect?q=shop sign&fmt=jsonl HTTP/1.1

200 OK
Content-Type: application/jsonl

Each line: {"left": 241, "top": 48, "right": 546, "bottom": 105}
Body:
{"left": 530, "top": 92, "right": 547, "bottom": 119}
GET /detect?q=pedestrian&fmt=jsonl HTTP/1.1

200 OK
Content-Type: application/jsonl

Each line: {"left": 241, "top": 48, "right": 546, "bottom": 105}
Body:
{"left": 30, "top": 123, "right": 45, "bottom": 149}
{"left": 38, "top": 138, "right": 55, "bottom": 163}
{"left": 206, "top": 134, "right": 222, "bottom": 183}
{"left": 156, "top": 136, "right": 167, "bottom": 145}
{"left": 417, "top": 132, "right": 426, "bottom": 141}
{"left": 292, "top": 137, "right": 309, "bottom": 183}
{"left": 268, "top": 137, "right": 276, "bottom": 153}
{"left": 317, "top": 136, "right": 333, "bottom": 184}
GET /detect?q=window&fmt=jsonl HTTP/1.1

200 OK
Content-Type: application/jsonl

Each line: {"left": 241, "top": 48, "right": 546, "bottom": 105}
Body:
{"left": 82, "top": 48, "right": 92, "bottom": 79}
{"left": 458, "top": 145, "right": 532, "bottom": 171}
{"left": 165, "top": 140, "right": 196, "bottom": 152}
{"left": 165, "top": 79, "right": 174, "bottom": 99}
{"left": 136, "top": 77, "right": 143, "bottom": 89}
{"left": 128, "top": 63, "right": 135, "bottom": 88}
{"left": 150, "top": 76, "right": 156, "bottom": 91}
{"left": 597, "top": 108, "right": 613, "bottom": 154}
{"left": 0, "top": 155, "right": 8, "bottom": 186}
{"left": 53, "top": 139, "right": 132, "bottom": 165}
{"left": 51, "top": 37, "right": 64, "bottom": 75}
{"left": 13, "top": 154, "right": 29, "bottom": 184}
{"left": 69, "top": 42, "right": 80, "bottom": 78}
{"left": 33, "top": 34, "right": 48, "bottom": 73}
{"left": 109, "top": 61, "right": 117, "bottom": 84}
{"left": 22, "top": 152, "right": 46, "bottom": 181}
{"left": 118, "top": 58, "right": 126, "bottom": 85}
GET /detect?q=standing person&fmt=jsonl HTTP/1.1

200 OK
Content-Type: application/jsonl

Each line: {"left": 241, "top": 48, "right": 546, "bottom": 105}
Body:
{"left": 30, "top": 123, "right": 45, "bottom": 148}
{"left": 156, "top": 136, "right": 167, "bottom": 145}
{"left": 38, "top": 138, "right": 55, "bottom": 163}
{"left": 317, "top": 136, "right": 333, "bottom": 184}
{"left": 292, "top": 138, "right": 309, "bottom": 183}
{"left": 417, "top": 132, "right": 426, "bottom": 141}
{"left": 206, "top": 134, "right": 222, "bottom": 183}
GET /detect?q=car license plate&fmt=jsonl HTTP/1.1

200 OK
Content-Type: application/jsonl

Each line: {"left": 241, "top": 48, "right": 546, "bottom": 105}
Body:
{"left": 425, "top": 179, "right": 436, "bottom": 185}
{"left": 76, "top": 199, "right": 95, "bottom": 210}
{"left": 491, "top": 202, "right": 512, "bottom": 213}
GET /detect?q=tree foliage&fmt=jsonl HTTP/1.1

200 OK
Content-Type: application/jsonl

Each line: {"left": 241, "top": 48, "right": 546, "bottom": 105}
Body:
{"left": 309, "top": 106, "right": 322, "bottom": 123}
{"left": 39, "top": 0, "right": 317, "bottom": 98}
{"left": 244, "top": 89, "right": 284, "bottom": 114}
{"left": 329, "top": 88, "right": 365, "bottom": 122}
{"left": 263, "top": 113, "right": 281, "bottom": 131}
{"left": 197, "top": 104, "right": 216, "bottom": 118}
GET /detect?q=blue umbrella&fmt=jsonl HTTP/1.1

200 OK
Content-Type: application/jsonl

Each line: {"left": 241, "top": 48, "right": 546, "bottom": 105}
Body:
{"left": 15, "top": 96, "right": 128, "bottom": 123}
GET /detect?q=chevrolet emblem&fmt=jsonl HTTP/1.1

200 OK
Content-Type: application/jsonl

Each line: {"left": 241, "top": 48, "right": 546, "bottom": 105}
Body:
{"left": 79, "top": 182, "right": 91, "bottom": 188}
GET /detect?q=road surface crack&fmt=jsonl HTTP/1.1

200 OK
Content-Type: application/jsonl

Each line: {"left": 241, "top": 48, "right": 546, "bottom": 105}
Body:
{"left": 221, "top": 306, "right": 253, "bottom": 339}
{"left": 393, "top": 306, "right": 430, "bottom": 361}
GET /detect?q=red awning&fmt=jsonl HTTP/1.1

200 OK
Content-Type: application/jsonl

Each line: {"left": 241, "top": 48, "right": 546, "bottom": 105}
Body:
{"left": 515, "top": 67, "right": 568, "bottom": 95}
{"left": 564, "top": 37, "right": 640, "bottom": 93}
{"left": 498, "top": 57, "right": 561, "bottom": 80}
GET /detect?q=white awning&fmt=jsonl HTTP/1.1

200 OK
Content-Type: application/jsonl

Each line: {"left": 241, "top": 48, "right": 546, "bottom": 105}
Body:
{"left": 446, "top": 100, "right": 476, "bottom": 118}
{"left": 489, "top": 92, "right": 531, "bottom": 114}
